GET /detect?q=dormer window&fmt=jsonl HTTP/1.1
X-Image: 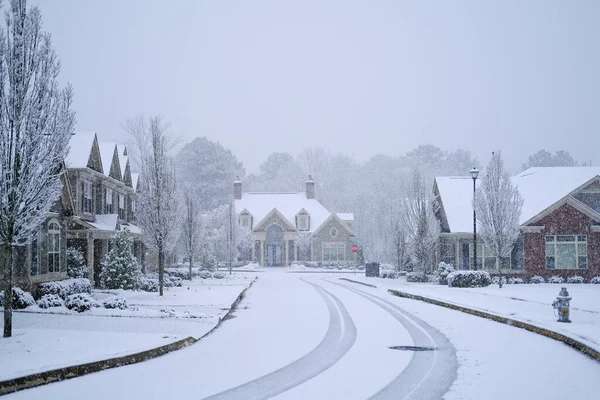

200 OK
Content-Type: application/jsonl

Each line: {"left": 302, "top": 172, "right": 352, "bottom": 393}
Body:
{"left": 239, "top": 210, "right": 252, "bottom": 229}
{"left": 82, "top": 180, "right": 93, "bottom": 213}
{"left": 105, "top": 188, "right": 113, "bottom": 214}
{"left": 296, "top": 210, "right": 310, "bottom": 231}
{"left": 118, "top": 194, "right": 126, "bottom": 220}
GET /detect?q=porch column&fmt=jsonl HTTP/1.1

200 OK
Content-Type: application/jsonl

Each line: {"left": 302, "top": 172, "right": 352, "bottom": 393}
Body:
{"left": 86, "top": 235, "right": 95, "bottom": 286}
{"left": 455, "top": 237, "right": 460, "bottom": 269}
{"left": 285, "top": 239, "right": 289, "bottom": 266}
{"left": 260, "top": 240, "right": 264, "bottom": 266}
{"left": 251, "top": 240, "right": 255, "bottom": 262}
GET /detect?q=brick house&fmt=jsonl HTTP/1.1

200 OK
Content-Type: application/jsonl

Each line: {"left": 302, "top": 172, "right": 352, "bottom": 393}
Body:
{"left": 435, "top": 167, "right": 600, "bottom": 279}
{"left": 234, "top": 177, "right": 357, "bottom": 266}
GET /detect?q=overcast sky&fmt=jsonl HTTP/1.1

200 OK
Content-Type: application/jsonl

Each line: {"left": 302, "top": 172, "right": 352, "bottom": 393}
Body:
{"left": 31, "top": 0, "right": 599, "bottom": 173}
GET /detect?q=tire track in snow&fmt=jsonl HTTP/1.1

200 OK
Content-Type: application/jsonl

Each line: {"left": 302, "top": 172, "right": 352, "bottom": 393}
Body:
{"left": 328, "top": 279, "right": 457, "bottom": 400}
{"left": 202, "top": 280, "right": 357, "bottom": 400}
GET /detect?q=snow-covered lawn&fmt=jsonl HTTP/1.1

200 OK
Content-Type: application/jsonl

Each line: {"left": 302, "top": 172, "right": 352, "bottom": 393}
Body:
{"left": 0, "top": 274, "right": 254, "bottom": 381}
{"left": 353, "top": 276, "right": 600, "bottom": 352}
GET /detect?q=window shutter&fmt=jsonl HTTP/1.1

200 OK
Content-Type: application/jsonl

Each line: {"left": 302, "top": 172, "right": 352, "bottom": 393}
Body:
{"left": 251, "top": 216, "right": 253, "bottom": 230}
{"left": 308, "top": 216, "right": 310, "bottom": 231}
{"left": 81, "top": 181, "right": 85, "bottom": 211}
{"left": 295, "top": 215, "right": 298, "bottom": 229}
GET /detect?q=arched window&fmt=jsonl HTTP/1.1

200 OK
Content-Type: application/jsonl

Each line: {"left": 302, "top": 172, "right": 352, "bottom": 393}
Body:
{"left": 48, "top": 220, "right": 60, "bottom": 273}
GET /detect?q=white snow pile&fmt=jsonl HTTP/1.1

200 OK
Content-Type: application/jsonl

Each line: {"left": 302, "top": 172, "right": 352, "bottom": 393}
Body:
{"left": 567, "top": 276, "right": 585, "bottom": 284}
{"left": 549, "top": 276, "right": 565, "bottom": 284}
{"left": 406, "top": 271, "right": 429, "bottom": 283}
{"left": 0, "top": 287, "right": 35, "bottom": 309}
{"left": 447, "top": 270, "right": 491, "bottom": 288}
{"left": 65, "top": 293, "right": 100, "bottom": 312}
{"left": 36, "top": 294, "right": 64, "bottom": 309}
{"left": 529, "top": 275, "right": 546, "bottom": 284}
{"left": 36, "top": 278, "right": 92, "bottom": 300}
{"left": 103, "top": 296, "right": 128, "bottom": 310}
{"left": 508, "top": 277, "right": 524, "bottom": 284}
{"left": 492, "top": 276, "right": 507, "bottom": 285}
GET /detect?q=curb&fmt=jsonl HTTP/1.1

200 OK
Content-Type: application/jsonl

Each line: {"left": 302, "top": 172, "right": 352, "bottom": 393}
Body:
{"left": 339, "top": 277, "right": 378, "bottom": 288}
{"left": 387, "top": 289, "right": 600, "bottom": 362}
{"left": 0, "top": 278, "right": 257, "bottom": 396}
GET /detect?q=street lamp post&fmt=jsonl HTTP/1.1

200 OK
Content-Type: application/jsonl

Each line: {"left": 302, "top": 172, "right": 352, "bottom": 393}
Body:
{"left": 470, "top": 166, "right": 479, "bottom": 270}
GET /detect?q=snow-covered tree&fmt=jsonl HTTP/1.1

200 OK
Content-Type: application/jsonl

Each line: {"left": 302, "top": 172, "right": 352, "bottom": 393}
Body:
{"left": 125, "top": 116, "right": 180, "bottom": 296}
{"left": 0, "top": 0, "right": 75, "bottom": 338}
{"left": 181, "top": 190, "right": 201, "bottom": 280}
{"left": 236, "top": 224, "right": 253, "bottom": 263}
{"left": 176, "top": 137, "right": 244, "bottom": 212}
{"left": 100, "top": 229, "right": 141, "bottom": 290}
{"left": 67, "top": 247, "right": 88, "bottom": 279}
{"left": 475, "top": 152, "right": 523, "bottom": 288}
{"left": 391, "top": 217, "right": 408, "bottom": 272}
{"left": 400, "top": 169, "right": 441, "bottom": 273}
{"left": 521, "top": 149, "right": 577, "bottom": 171}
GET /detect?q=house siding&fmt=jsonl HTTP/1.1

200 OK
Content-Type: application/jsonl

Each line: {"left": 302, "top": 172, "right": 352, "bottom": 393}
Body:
{"left": 311, "top": 217, "right": 356, "bottom": 263}
{"left": 524, "top": 203, "right": 600, "bottom": 279}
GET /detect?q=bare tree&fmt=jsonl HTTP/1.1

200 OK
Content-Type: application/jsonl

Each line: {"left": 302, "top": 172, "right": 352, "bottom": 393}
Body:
{"left": 181, "top": 190, "right": 201, "bottom": 280}
{"left": 0, "top": 0, "right": 75, "bottom": 338}
{"left": 126, "top": 116, "right": 180, "bottom": 296}
{"left": 475, "top": 151, "right": 523, "bottom": 288}
{"left": 400, "top": 169, "right": 440, "bottom": 273}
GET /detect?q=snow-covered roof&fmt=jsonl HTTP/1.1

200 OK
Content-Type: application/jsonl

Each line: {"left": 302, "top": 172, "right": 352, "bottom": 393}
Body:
{"left": 89, "top": 214, "right": 118, "bottom": 231}
{"left": 98, "top": 142, "right": 117, "bottom": 177}
{"left": 436, "top": 167, "right": 600, "bottom": 232}
{"left": 117, "top": 145, "right": 129, "bottom": 176}
{"left": 131, "top": 173, "right": 139, "bottom": 191}
{"left": 65, "top": 132, "right": 96, "bottom": 168}
{"left": 235, "top": 192, "right": 331, "bottom": 232}
{"left": 336, "top": 213, "right": 354, "bottom": 221}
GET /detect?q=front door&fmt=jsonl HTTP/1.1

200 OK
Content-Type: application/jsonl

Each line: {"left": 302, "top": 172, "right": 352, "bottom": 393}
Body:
{"left": 266, "top": 224, "right": 284, "bottom": 266}
{"left": 267, "top": 245, "right": 282, "bottom": 266}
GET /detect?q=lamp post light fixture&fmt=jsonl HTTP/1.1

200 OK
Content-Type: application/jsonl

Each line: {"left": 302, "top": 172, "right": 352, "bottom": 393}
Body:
{"left": 470, "top": 166, "right": 480, "bottom": 270}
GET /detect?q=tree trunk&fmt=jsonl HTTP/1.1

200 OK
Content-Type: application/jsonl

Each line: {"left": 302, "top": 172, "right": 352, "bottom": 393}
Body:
{"left": 158, "top": 247, "right": 164, "bottom": 296}
{"left": 3, "top": 244, "right": 13, "bottom": 338}
{"left": 497, "top": 256, "right": 503, "bottom": 288}
{"left": 188, "top": 253, "right": 193, "bottom": 281}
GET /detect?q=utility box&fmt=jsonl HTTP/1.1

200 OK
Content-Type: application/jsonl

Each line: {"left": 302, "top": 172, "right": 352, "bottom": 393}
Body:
{"left": 365, "top": 262, "right": 380, "bottom": 278}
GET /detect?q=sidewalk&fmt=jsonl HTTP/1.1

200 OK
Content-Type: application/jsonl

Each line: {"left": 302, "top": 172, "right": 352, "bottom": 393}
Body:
{"left": 0, "top": 274, "right": 254, "bottom": 381}
{"left": 349, "top": 276, "right": 600, "bottom": 353}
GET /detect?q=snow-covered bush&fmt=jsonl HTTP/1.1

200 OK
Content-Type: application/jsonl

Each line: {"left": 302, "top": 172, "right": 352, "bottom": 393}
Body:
{"left": 36, "top": 278, "right": 92, "bottom": 300}
{"left": 529, "top": 275, "right": 545, "bottom": 284}
{"left": 567, "top": 276, "right": 584, "bottom": 284}
{"left": 65, "top": 293, "right": 99, "bottom": 312}
{"left": 436, "top": 262, "right": 455, "bottom": 285}
{"left": 406, "top": 271, "right": 428, "bottom": 283}
{"left": 212, "top": 271, "right": 226, "bottom": 279}
{"left": 0, "top": 287, "right": 35, "bottom": 309}
{"left": 396, "top": 270, "right": 407, "bottom": 276}
{"left": 198, "top": 270, "right": 212, "bottom": 279}
{"left": 166, "top": 267, "right": 201, "bottom": 280}
{"left": 138, "top": 277, "right": 159, "bottom": 292}
{"left": 447, "top": 271, "right": 491, "bottom": 288}
{"left": 508, "top": 277, "right": 524, "bottom": 284}
{"left": 549, "top": 276, "right": 564, "bottom": 284}
{"left": 100, "top": 230, "right": 142, "bottom": 290}
{"left": 380, "top": 270, "right": 398, "bottom": 279}
{"left": 67, "top": 247, "right": 89, "bottom": 279}
{"left": 164, "top": 276, "right": 183, "bottom": 287}
{"left": 36, "top": 294, "right": 64, "bottom": 309}
{"left": 591, "top": 277, "right": 600, "bottom": 284}
{"left": 492, "top": 276, "right": 507, "bottom": 285}
{"left": 103, "top": 296, "right": 128, "bottom": 310}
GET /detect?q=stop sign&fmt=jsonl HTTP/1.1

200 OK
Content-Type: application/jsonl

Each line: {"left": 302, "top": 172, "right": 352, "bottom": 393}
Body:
{"left": 351, "top": 244, "right": 359, "bottom": 253}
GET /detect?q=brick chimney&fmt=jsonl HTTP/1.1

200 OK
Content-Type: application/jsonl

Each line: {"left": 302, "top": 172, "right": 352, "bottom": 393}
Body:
{"left": 233, "top": 176, "right": 242, "bottom": 200}
{"left": 306, "top": 175, "right": 315, "bottom": 199}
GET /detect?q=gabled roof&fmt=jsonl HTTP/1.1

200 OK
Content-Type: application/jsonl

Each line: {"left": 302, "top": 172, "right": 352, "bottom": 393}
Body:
{"left": 65, "top": 132, "right": 96, "bottom": 169}
{"left": 435, "top": 167, "right": 600, "bottom": 233}
{"left": 335, "top": 213, "right": 354, "bottom": 221}
{"left": 234, "top": 192, "right": 331, "bottom": 233}
{"left": 312, "top": 213, "right": 357, "bottom": 237}
{"left": 253, "top": 208, "right": 297, "bottom": 231}
{"left": 131, "top": 173, "right": 140, "bottom": 192}
{"left": 98, "top": 142, "right": 122, "bottom": 181}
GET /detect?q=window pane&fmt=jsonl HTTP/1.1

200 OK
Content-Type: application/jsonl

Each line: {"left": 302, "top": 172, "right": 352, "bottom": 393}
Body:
{"left": 500, "top": 257, "right": 511, "bottom": 269}
{"left": 546, "top": 236, "right": 555, "bottom": 243}
{"left": 545, "top": 244, "right": 555, "bottom": 256}
{"left": 578, "top": 243, "right": 587, "bottom": 256}
{"left": 546, "top": 256, "right": 555, "bottom": 269}
{"left": 556, "top": 235, "right": 575, "bottom": 242}
{"left": 578, "top": 256, "right": 588, "bottom": 269}
{"left": 556, "top": 243, "right": 576, "bottom": 269}
{"left": 484, "top": 257, "right": 496, "bottom": 269}
{"left": 577, "top": 235, "right": 587, "bottom": 242}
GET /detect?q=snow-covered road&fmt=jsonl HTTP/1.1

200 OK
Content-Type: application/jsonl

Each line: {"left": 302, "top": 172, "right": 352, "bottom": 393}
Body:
{"left": 6, "top": 271, "right": 600, "bottom": 399}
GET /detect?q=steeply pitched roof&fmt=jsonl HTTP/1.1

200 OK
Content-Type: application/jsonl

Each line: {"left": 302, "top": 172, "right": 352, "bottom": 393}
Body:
{"left": 235, "top": 192, "right": 331, "bottom": 232}
{"left": 436, "top": 167, "right": 600, "bottom": 233}
{"left": 98, "top": 142, "right": 121, "bottom": 180}
{"left": 65, "top": 132, "right": 96, "bottom": 168}
{"left": 131, "top": 173, "right": 140, "bottom": 192}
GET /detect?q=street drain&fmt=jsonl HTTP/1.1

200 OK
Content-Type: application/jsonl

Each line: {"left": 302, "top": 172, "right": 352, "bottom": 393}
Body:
{"left": 389, "top": 346, "right": 436, "bottom": 351}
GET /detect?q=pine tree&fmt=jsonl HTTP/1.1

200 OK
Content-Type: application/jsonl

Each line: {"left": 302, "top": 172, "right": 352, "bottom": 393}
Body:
{"left": 67, "top": 247, "right": 88, "bottom": 279}
{"left": 100, "top": 230, "right": 141, "bottom": 290}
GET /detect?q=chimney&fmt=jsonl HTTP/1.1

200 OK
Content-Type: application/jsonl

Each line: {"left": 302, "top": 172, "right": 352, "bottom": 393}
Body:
{"left": 306, "top": 175, "right": 315, "bottom": 199}
{"left": 233, "top": 176, "right": 242, "bottom": 200}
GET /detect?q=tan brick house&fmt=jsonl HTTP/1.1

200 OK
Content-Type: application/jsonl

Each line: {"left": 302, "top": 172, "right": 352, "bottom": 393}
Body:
{"left": 234, "top": 177, "right": 357, "bottom": 266}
